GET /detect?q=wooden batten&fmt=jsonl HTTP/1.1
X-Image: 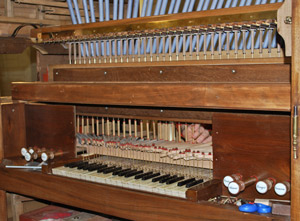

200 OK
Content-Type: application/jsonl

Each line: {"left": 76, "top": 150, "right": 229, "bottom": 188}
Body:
{"left": 11, "top": 82, "right": 290, "bottom": 111}
{"left": 51, "top": 63, "right": 290, "bottom": 83}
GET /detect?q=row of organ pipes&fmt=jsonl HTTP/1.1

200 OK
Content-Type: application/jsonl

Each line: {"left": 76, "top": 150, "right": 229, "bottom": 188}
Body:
{"left": 64, "top": 0, "right": 283, "bottom": 64}
{"left": 75, "top": 115, "right": 213, "bottom": 173}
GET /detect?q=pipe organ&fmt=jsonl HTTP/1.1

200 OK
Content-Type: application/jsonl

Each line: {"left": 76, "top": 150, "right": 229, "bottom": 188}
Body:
{"left": 0, "top": 0, "right": 298, "bottom": 220}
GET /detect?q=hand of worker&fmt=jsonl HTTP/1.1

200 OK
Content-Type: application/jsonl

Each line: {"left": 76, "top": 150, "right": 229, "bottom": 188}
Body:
{"left": 181, "top": 124, "right": 212, "bottom": 144}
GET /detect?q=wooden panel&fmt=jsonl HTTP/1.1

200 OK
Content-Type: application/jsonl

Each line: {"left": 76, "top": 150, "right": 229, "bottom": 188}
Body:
{"left": 11, "top": 82, "right": 290, "bottom": 111}
{"left": 25, "top": 104, "right": 76, "bottom": 159}
{"left": 0, "top": 103, "right": 26, "bottom": 159}
{"left": 76, "top": 106, "right": 213, "bottom": 124}
{"left": 186, "top": 179, "right": 222, "bottom": 202}
{"left": 291, "top": 0, "right": 300, "bottom": 220}
{"left": 213, "top": 113, "right": 290, "bottom": 200}
{"left": 53, "top": 64, "right": 290, "bottom": 83}
{"left": 48, "top": 57, "right": 291, "bottom": 80}
{"left": 0, "top": 169, "right": 286, "bottom": 221}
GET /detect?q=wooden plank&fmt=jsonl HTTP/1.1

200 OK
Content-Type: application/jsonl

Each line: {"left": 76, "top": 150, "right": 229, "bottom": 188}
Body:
{"left": 0, "top": 168, "right": 283, "bottom": 221}
{"left": 4, "top": 0, "right": 14, "bottom": 17}
{"left": 76, "top": 106, "right": 213, "bottom": 124}
{"left": 213, "top": 113, "right": 290, "bottom": 200}
{"left": 11, "top": 82, "right": 291, "bottom": 111}
{"left": 291, "top": 0, "right": 300, "bottom": 220}
{"left": 0, "top": 16, "right": 70, "bottom": 25}
{"left": 48, "top": 57, "right": 291, "bottom": 80}
{"left": 24, "top": 104, "right": 76, "bottom": 160}
{"left": 15, "top": 0, "right": 70, "bottom": 8}
{"left": 52, "top": 64, "right": 290, "bottom": 83}
{"left": 186, "top": 179, "right": 222, "bottom": 202}
{"left": 1, "top": 103, "right": 26, "bottom": 159}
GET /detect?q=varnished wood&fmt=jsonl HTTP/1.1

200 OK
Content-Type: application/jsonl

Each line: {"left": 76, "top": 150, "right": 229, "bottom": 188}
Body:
{"left": 11, "top": 82, "right": 290, "bottom": 111}
{"left": 48, "top": 57, "right": 291, "bottom": 81}
{"left": 25, "top": 104, "right": 76, "bottom": 160}
{"left": 76, "top": 106, "right": 213, "bottom": 124}
{"left": 52, "top": 64, "right": 290, "bottom": 83}
{"left": 291, "top": 0, "right": 300, "bottom": 220}
{"left": 0, "top": 103, "right": 26, "bottom": 159}
{"left": 0, "top": 168, "right": 286, "bottom": 221}
{"left": 213, "top": 113, "right": 290, "bottom": 200}
{"left": 186, "top": 179, "right": 222, "bottom": 202}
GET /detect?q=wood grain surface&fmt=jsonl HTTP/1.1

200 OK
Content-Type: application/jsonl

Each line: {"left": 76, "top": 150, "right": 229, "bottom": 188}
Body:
{"left": 11, "top": 82, "right": 290, "bottom": 111}
{"left": 52, "top": 64, "right": 290, "bottom": 83}
{"left": 213, "top": 113, "right": 290, "bottom": 200}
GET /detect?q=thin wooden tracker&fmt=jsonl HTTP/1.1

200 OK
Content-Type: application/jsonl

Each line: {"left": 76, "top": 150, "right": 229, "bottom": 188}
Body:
{"left": 11, "top": 82, "right": 290, "bottom": 111}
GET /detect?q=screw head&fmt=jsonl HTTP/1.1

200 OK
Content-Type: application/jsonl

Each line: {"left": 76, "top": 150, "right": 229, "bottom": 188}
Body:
{"left": 159, "top": 70, "right": 163, "bottom": 74}
{"left": 232, "top": 69, "right": 236, "bottom": 73}
{"left": 104, "top": 71, "right": 107, "bottom": 75}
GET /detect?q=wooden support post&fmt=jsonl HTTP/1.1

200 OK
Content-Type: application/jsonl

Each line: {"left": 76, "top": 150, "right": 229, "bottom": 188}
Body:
{"left": 291, "top": 0, "right": 300, "bottom": 220}
{"left": 4, "top": 0, "right": 14, "bottom": 17}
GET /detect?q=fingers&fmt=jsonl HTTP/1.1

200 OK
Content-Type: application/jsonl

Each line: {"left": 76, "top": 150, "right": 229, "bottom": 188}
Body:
{"left": 181, "top": 124, "right": 211, "bottom": 144}
{"left": 192, "top": 124, "right": 204, "bottom": 139}
{"left": 202, "top": 135, "right": 212, "bottom": 144}
{"left": 195, "top": 128, "right": 210, "bottom": 143}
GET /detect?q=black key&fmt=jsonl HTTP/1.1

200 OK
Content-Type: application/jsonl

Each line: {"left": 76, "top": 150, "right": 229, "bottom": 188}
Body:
{"left": 152, "top": 174, "right": 170, "bottom": 182}
{"left": 177, "top": 178, "right": 196, "bottom": 187}
{"left": 89, "top": 164, "right": 107, "bottom": 171}
{"left": 64, "top": 161, "right": 82, "bottom": 168}
{"left": 186, "top": 179, "right": 204, "bottom": 188}
{"left": 125, "top": 170, "right": 143, "bottom": 178}
{"left": 118, "top": 169, "right": 136, "bottom": 177}
{"left": 103, "top": 167, "right": 122, "bottom": 174}
{"left": 99, "top": 166, "right": 116, "bottom": 173}
{"left": 166, "top": 176, "right": 185, "bottom": 185}
{"left": 97, "top": 165, "right": 113, "bottom": 173}
{"left": 82, "top": 163, "right": 97, "bottom": 170}
{"left": 135, "top": 172, "right": 153, "bottom": 180}
{"left": 159, "top": 175, "right": 177, "bottom": 184}
{"left": 68, "top": 161, "right": 87, "bottom": 168}
{"left": 87, "top": 164, "right": 103, "bottom": 171}
{"left": 113, "top": 168, "right": 131, "bottom": 176}
{"left": 142, "top": 172, "right": 161, "bottom": 181}
{"left": 76, "top": 162, "right": 89, "bottom": 169}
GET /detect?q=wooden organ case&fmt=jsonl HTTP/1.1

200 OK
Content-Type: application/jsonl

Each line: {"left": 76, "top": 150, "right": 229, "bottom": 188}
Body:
{"left": 1, "top": 0, "right": 300, "bottom": 220}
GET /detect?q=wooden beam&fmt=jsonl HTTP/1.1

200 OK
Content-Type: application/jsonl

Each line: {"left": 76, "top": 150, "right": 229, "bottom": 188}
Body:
{"left": 11, "top": 82, "right": 290, "bottom": 111}
{"left": 0, "top": 16, "right": 71, "bottom": 26}
{"left": 15, "top": 0, "right": 68, "bottom": 8}
{"left": 4, "top": 0, "right": 14, "bottom": 17}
